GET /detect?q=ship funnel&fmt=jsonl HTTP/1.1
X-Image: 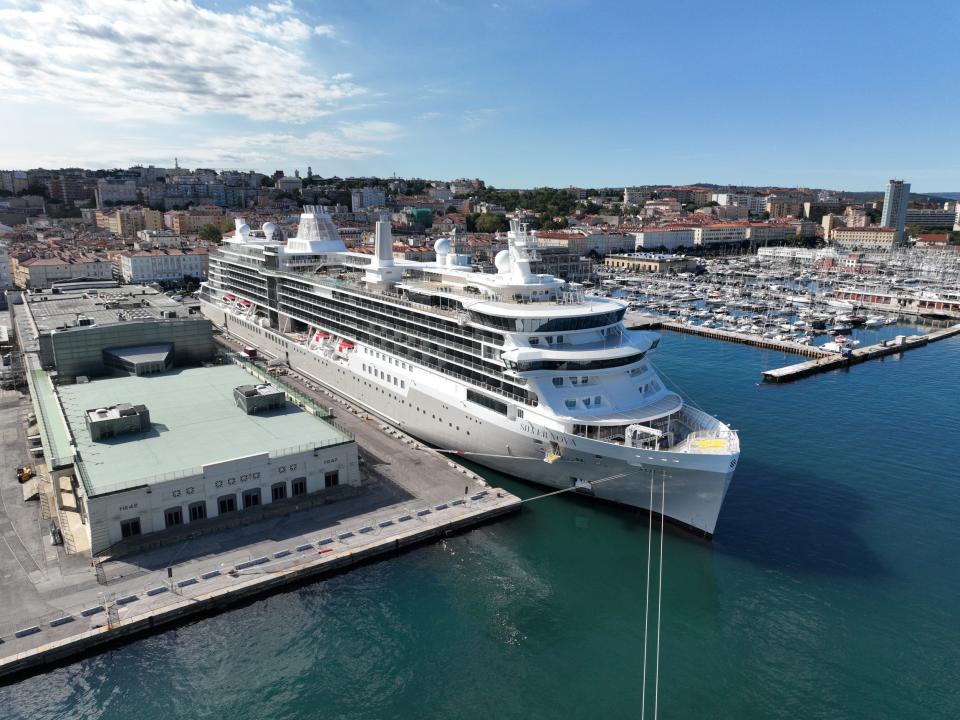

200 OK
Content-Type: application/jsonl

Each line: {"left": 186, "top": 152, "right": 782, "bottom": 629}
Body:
{"left": 374, "top": 215, "right": 394, "bottom": 267}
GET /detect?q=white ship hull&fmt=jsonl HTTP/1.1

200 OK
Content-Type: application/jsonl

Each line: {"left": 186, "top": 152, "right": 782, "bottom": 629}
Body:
{"left": 202, "top": 301, "right": 738, "bottom": 537}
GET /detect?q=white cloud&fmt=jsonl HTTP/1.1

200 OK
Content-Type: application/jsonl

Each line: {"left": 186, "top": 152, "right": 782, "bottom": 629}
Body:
{"left": 313, "top": 24, "right": 336, "bottom": 37}
{"left": 462, "top": 108, "right": 497, "bottom": 130}
{"left": 0, "top": 0, "right": 356, "bottom": 121}
{"left": 337, "top": 120, "right": 401, "bottom": 142}
{"left": 195, "top": 127, "right": 393, "bottom": 166}
{"left": 0, "top": 120, "right": 398, "bottom": 170}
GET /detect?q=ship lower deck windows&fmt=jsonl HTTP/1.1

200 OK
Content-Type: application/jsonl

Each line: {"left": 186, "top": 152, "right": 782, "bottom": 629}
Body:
{"left": 189, "top": 501, "right": 207, "bottom": 522}
{"left": 324, "top": 471, "right": 340, "bottom": 488}
{"left": 120, "top": 518, "right": 141, "bottom": 538}
{"left": 291, "top": 477, "right": 307, "bottom": 497}
{"left": 467, "top": 389, "right": 508, "bottom": 415}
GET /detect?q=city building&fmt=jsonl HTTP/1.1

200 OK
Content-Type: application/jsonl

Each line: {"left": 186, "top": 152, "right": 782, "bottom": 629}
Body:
{"left": 831, "top": 226, "right": 899, "bottom": 251}
{"left": 803, "top": 200, "right": 848, "bottom": 223}
{"left": 904, "top": 208, "right": 955, "bottom": 228}
{"left": 0, "top": 170, "right": 29, "bottom": 194}
{"left": 642, "top": 198, "right": 682, "bottom": 216}
{"left": 694, "top": 224, "right": 749, "bottom": 246}
{"left": 623, "top": 187, "right": 654, "bottom": 206}
{"left": 351, "top": 187, "right": 387, "bottom": 211}
{"left": 529, "top": 247, "right": 593, "bottom": 281}
{"left": 745, "top": 224, "right": 793, "bottom": 244}
{"left": 604, "top": 252, "right": 698, "bottom": 273}
{"left": 713, "top": 193, "right": 768, "bottom": 215}
{"left": 135, "top": 229, "right": 182, "bottom": 249}
{"left": 118, "top": 247, "right": 210, "bottom": 284}
{"left": 843, "top": 206, "right": 869, "bottom": 228}
{"left": 95, "top": 179, "right": 139, "bottom": 207}
{"left": 12, "top": 255, "right": 114, "bottom": 289}
{"left": 659, "top": 186, "right": 713, "bottom": 205}
{"left": 17, "top": 284, "right": 212, "bottom": 379}
{"left": 822, "top": 213, "right": 845, "bottom": 236}
{"left": 275, "top": 175, "right": 303, "bottom": 194}
{"left": 534, "top": 229, "right": 633, "bottom": 256}
{"left": 765, "top": 196, "right": 804, "bottom": 218}
{"left": 880, "top": 179, "right": 909, "bottom": 242}
{"left": 115, "top": 207, "right": 163, "bottom": 239}
{"left": 915, "top": 233, "right": 950, "bottom": 247}
{"left": 164, "top": 208, "right": 223, "bottom": 234}
{"left": 0, "top": 239, "right": 11, "bottom": 289}
{"left": 633, "top": 227, "right": 696, "bottom": 251}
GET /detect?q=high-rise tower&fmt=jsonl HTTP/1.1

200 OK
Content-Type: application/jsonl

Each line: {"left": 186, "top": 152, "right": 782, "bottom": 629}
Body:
{"left": 881, "top": 179, "right": 909, "bottom": 243}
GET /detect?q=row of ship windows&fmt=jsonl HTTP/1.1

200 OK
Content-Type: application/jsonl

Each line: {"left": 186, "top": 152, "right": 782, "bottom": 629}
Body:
{"left": 362, "top": 363, "right": 406, "bottom": 389}
{"left": 553, "top": 376, "right": 591, "bottom": 387}
{"left": 559, "top": 381, "right": 660, "bottom": 411}
{"left": 565, "top": 396, "right": 603, "bottom": 409}
{"left": 550, "top": 363, "right": 650, "bottom": 388}
{"left": 362, "top": 346, "right": 411, "bottom": 372}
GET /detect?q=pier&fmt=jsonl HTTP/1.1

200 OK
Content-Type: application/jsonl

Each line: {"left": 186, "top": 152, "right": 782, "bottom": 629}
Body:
{"left": 625, "top": 312, "right": 832, "bottom": 358}
{"left": 762, "top": 323, "right": 960, "bottom": 383}
{"left": 625, "top": 312, "right": 960, "bottom": 383}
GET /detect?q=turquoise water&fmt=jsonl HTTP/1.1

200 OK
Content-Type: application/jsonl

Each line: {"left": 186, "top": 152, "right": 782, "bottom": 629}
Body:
{"left": 4, "top": 334, "right": 959, "bottom": 719}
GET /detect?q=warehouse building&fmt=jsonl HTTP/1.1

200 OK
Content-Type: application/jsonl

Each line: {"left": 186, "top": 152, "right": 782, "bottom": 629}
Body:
{"left": 47, "top": 363, "right": 359, "bottom": 554}
{"left": 21, "top": 284, "right": 213, "bottom": 380}
{"left": 603, "top": 252, "right": 698, "bottom": 274}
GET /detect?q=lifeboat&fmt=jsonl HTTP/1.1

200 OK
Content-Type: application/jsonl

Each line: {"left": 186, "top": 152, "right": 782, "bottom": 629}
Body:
{"left": 224, "top": 293, "right": 236, "bottom": 302}
{"left": 336, "top": 340, "right": 354, "bottom": 353}
{"left": 313, "top": 331, "right": 330, "bottom": 342}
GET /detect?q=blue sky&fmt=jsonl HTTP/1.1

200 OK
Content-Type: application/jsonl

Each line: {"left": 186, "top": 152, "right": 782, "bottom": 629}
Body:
{"left": 1, "top": 0, "right": 958, "bottom": 191}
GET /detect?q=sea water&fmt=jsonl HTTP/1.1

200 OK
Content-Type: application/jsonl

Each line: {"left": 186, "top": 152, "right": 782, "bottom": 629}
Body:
{"left": 3, "top": 333, "right": 958, "bottom": 719}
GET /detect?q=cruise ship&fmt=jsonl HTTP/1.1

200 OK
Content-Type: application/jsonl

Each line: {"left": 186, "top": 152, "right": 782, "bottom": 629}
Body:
{"left": 199, "top": 207, "right": 740, "bottom": 536}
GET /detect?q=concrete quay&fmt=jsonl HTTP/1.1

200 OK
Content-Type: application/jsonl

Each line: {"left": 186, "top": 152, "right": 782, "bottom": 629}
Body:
{"left": 0, "top": 375, "right": 521, "bottom": 683}
{"left": 762, "top": 323, "right": 960, "bottom": 383}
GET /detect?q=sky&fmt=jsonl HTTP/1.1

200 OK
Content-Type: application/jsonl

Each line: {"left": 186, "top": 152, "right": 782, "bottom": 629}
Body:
{"left": 0, "top": 0, "right": 958, "bottom": 191}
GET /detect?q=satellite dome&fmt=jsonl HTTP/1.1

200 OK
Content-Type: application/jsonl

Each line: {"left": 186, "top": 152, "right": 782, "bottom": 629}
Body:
{"left": 262, "top": 221, "right": 277, "bottom": 234}
{"left": 237, "top": 223, "right": 250, "bottom": 236}
{"left": 494, "top": 249, "right": 511, "bottom": 274}
{"left": 434, "top": 237, "right": 452, "bottom": 255}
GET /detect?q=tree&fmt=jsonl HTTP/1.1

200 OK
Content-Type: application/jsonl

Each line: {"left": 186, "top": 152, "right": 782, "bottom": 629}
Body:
{"left": 475, "top": 213, "right": 509, "bottom": 233}
{"left": 198, "top": 223, "right": 223, "bottom": 243}
{"left": 260, "top": 176, "right": 275, "bottom": 188}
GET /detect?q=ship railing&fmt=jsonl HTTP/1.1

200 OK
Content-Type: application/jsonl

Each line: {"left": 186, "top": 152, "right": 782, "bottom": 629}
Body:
{"left": 277, "top": 300, "right": 509, "bottom": 382}
{"left": 281, "top": 290, "right": 488, "bottom": 350}
{"left": 303, "top": 275, "right": 463, "bottom": 319}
